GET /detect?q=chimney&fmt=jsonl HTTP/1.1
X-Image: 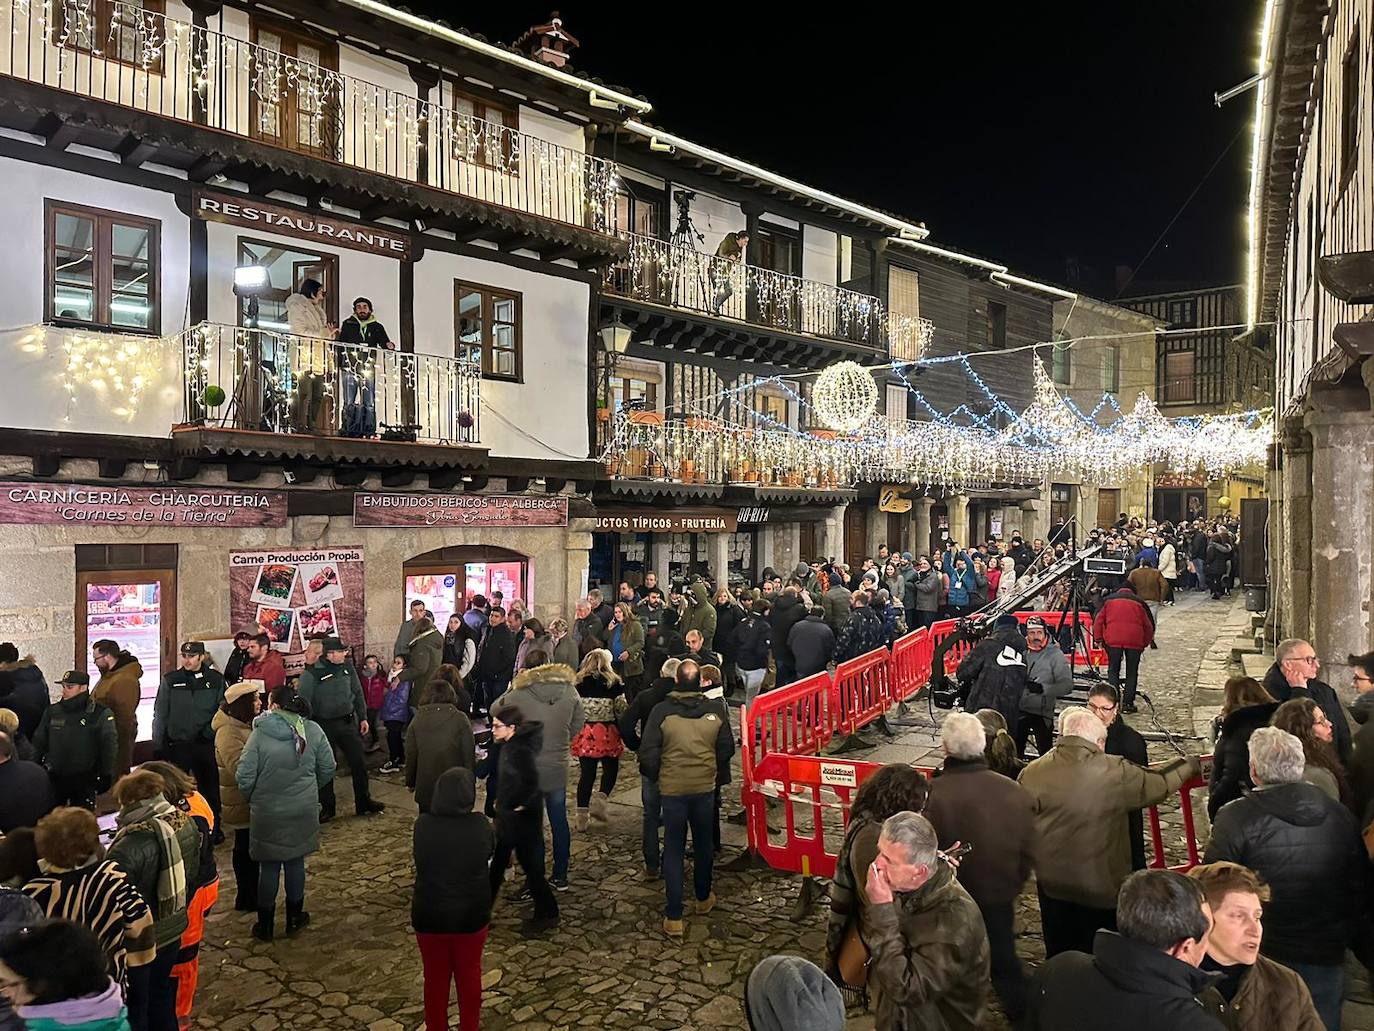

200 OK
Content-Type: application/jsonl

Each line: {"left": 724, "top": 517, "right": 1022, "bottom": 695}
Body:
{"left": 515, "top": 12, "right": 580, "bottom": 69}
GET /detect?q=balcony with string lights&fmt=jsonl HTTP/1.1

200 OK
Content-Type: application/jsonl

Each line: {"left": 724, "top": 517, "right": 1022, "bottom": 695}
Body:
{"left": 0, "top": 0, "right": 626, "bottom": 263}
{"left": 601, "top": 231, "right": 934, "bottom": 367}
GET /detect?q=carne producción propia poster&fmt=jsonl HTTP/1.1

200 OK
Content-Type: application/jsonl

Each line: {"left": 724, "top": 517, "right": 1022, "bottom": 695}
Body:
{"left": 230, "top": 548, "right": 364, "bottom": 674}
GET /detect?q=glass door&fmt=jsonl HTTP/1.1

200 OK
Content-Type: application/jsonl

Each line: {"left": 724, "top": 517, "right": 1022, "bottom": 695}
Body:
{"left": 77, "top": 569, "right": 176, "bottom": 743}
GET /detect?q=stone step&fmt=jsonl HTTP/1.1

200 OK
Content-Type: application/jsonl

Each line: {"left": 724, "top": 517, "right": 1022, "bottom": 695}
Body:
{"left": 1240, "top": 652, "right": 1272, "bottom": 680}
{"left": 1229, "top": 637, "right": 1262, "bottom": 662}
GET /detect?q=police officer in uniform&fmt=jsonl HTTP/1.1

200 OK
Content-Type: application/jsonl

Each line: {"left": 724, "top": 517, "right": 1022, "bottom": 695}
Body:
{"left": 297, "top": 636, "right": 384, "bottom": 820}
{"left": 153, "top": 641, "right": 226, "bottom": 833}
{"left": 32, "top": 670, "right": 117, "bottom": 809}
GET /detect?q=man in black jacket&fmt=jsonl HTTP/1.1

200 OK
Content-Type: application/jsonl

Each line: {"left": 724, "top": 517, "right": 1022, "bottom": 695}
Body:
{"left": 768, "top": 587, "right": 808, "bottom": 687}
{"left": 474, "top": 607, "right": 518, "bottom": 717}
{"left": 1204, "top": 726, "right": 1367, "bottom": 1030}
{"left": 0, "top": 643, "right": 49, "bottom": 739}
{"left": 788, "top": 607, "right": 835, "bottom": 680}
{"left": 32, "top": 671, "right": 117, "bottom": 809}
{"left": 619, "top": 657, "right": 683, "bottom": 878}
{"left": 956, "top": 615, "right": 1028, "bottom": 733}
{"left": 335, "top": 297, "right": 393, "bottom": 438}
{"left": 1026, "top": 869, "right": 1221, "bottom": 1031}
{"left": 0, "top": 730, "right": 53, "bottom": 832}
{"left": 835, "top": 592, "right": 886, "bottom": 663}
{"left": 734, "top": 604, "right": 772, "bottom": 708}
{"left": 1263, "top": 639, "right": 1352, "bottom": 763}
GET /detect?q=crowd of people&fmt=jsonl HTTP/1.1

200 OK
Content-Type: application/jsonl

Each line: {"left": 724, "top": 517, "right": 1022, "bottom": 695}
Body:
{"left": 0, "top": 506, "right": 1305, "bottom": 1031}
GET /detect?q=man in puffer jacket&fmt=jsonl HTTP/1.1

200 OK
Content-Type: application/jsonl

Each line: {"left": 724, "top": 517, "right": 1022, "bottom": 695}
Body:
{"left": 0, "top": 644, "right": 49, "bottom": 739}
{"left": 494, "top": 663, "right": 584, "bottom": 890}
{"left": 820, "top": 568, "right": 853, "bottom": 636}
{"left": 1205, "top": 727, "right": 1368, "bottom": 1031}
{"left": 957, "top": 615, "right": 1028, "bottom": 732}
{"left": 1092, "top": 583, "right": 1155, "bottom": 714}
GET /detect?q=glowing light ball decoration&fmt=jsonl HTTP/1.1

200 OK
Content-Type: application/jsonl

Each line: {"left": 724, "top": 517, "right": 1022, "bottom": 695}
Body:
{"left": 812, "top": 361, "right": 878, "bottom": 433}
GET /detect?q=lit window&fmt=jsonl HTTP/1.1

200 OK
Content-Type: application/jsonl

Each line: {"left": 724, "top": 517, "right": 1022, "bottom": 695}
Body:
{"left": 46, "top": 201, "right": 159, "bottom": 331}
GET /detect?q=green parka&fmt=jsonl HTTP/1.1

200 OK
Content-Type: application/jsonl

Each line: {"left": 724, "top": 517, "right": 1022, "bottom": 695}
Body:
{"left": 677, "top": 582, "right": 717, "bottom": 650}
{"left": 297, "top": 658, "right": 365, "bottom": 723}
{"left": 33, "top": 693, "right": 117, "bottom": 779}
{"left": 106, "top": 804, "right": 202, "bottom": 949}
{"left": 235, "top": 711, "right": 336, "bottom": 862}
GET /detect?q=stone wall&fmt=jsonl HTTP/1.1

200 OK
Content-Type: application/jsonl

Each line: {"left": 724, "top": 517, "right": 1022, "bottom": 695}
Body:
{"left": 0, "top": 460, "right": 591, "bottom": 681}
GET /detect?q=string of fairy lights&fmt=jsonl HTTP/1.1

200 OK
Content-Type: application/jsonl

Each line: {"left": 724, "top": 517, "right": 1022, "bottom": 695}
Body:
{"left": 600, "top": 356, "right": 1273, "bottom": 492}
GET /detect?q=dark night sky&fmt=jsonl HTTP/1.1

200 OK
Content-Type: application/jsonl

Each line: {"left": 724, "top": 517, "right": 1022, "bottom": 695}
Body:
{"left": 412, "top": 3, "right": 1262, "bottom": 298}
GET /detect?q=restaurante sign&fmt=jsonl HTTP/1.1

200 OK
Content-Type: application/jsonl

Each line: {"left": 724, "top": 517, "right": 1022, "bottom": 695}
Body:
{"left": 0, "top": 483, "right": 288, "bottom": 527}
{"left": 193, "top": 191, "right": 411, "bottom": 259}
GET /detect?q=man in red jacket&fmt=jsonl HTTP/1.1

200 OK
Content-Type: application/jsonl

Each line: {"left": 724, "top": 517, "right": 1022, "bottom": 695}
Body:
{"left": 1092, "top": 583, "right": 1155, "bottom": 715}
{"left": 240, "top": 632, "right": 286, "bottom": 703}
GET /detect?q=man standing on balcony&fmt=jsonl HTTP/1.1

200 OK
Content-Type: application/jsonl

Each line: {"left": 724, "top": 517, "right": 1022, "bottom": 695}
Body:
{"left": 336, "top": 297, "right": 394, "bottom": 439}
{"left": 711, "top": 230, "right": 748, "bottom": 313}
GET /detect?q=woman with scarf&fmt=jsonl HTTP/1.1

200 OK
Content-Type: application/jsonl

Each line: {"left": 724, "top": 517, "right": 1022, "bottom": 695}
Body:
{"left": 136, "top": 763, "right": 218, "bottom": 1026}
{"left": 442, "top": 615, "right": 476, "bottom": 682}
{"left": 106, "top": 769, "right": 201, "bottom": 1031}
{"left": 570, "top": 649, "right": 628, "bottom": 830}
{"left": 235, "top": 686, "right": 336, "bottom": 943}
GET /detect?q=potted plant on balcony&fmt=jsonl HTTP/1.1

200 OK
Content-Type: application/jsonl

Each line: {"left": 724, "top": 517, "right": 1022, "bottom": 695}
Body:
{"left": 596, "top": 385, "right": 612, "bottom": 423}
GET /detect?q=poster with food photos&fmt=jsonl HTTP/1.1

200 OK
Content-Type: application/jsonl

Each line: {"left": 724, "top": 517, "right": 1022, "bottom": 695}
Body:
{"left": 230, "top": 547, "right": 364, "bottom": 675}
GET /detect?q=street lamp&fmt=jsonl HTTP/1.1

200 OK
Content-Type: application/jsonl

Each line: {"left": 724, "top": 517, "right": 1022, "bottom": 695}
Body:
{"left": 598, "top": 315, "right": 633, "bottom": 355}
{"left": 233, "top": 264, "right": 271, "bottom": 329}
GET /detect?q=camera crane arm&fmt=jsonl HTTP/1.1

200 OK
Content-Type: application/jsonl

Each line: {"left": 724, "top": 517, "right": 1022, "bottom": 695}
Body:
{"left": 928, "top": 544, "right": 1103, "bottom": 702}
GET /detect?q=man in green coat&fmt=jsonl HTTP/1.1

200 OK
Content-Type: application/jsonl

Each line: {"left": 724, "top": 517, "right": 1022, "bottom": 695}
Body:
{"left": 297, "top": 636, "right": 383, "bottom": 819}
{"left": 401, "top": 617, "right": 443, "bottom": 713}
{"left": 32, "top": 670, "right": 117, "bottom": 809}
{"left": 153, "top": 642, "right": 227, "bottom": 832}
{"left": 678, "top": 580, "right": 717, "bottom": 651}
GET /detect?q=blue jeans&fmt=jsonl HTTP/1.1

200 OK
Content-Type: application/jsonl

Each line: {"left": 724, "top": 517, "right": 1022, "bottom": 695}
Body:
{"left": 641, "top": 775, "right": 662, "bottom": 872}
{"left": 258, "top": 857, "right": 306, "bottom": 908}
{"left": 661, "top": 791, "right": 714, "bottom": 919}
{"left": 341, "top": 364, "right": 375, "bottom": 437}
{"left": 1285, "top": 961, "right": 1343, "bottom": 1031}
{"left": 537, "top": 786, "right": 571, "bottom": 881}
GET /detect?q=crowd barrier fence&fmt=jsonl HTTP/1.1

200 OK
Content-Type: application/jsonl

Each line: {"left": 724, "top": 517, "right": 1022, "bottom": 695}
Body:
{"left": 739, "top": 617, "right": 1206, "bottom": 880}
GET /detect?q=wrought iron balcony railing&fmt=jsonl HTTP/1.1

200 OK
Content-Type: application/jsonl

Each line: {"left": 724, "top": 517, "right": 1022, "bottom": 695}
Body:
{"left": 182, "top": 323, "right": 480, "bottom": 445}
{"left": 603, "top": 232, "right": 933, "bottom": 360}
{"left": 0, "top": 0, "right": 619, "bottom": 232}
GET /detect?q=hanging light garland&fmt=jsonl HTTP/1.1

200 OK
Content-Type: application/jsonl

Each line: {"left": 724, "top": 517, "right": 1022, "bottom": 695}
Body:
{"left": 600, "top": 358, "right": 1273, "bottom": 491}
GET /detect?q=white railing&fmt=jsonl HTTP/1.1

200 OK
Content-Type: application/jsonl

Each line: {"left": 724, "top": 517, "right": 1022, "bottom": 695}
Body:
{"left": 0, "top": 0, "right": 619, "bottom": 232}
{"left": 182, "top": 323, "right": 481, "bottom": 444}
{"left": 604, "top": 232, "right": 934, "bottom": 359}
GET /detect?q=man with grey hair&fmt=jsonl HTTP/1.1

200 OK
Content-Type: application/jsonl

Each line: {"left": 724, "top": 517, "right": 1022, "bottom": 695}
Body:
{"left": 864, "top": 810, "right": 989, "bottom": 1029}
{"left": 1204, "top": 726, "right": 1367, "bottom": 1030}
{"left": 1019, "top": 705, "right": 1202, "bottom": 957}
{"left": 924, "top": 712, "right": 1036, "bottom": 1022}
{"left": 1262, "top": 638, "right": 1351, "bottom": 763}
{"left": 1026, "top": 869, "right": 1220, "bottom": 1029}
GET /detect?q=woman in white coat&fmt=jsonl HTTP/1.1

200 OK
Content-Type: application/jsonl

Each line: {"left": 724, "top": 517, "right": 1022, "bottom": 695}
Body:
{"left": 995, "top": 556, "right": 1017, "bottom": 601}
{"left": 1158, "top": 537, "right": 1178, "bottom": 604}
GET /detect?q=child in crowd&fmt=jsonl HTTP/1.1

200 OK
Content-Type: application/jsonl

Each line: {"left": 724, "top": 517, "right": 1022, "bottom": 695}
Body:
{"left": 379, "top": 656, "right": 412, "bottom": 774}
{"left": 359, "top": 654, "right": 387, "bottom": 753}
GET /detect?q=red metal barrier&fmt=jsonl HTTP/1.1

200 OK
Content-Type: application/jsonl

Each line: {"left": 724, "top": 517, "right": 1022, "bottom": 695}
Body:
{"left": 831, "top": 648, "right": 892, "bottom": 737}
{"left": 741, "top": 716, "right": 1212, "bottom": 879}
{"left": 889, "top": 628, "right": 931, "bottom": 704}
{"left": 1147, "top": 768, "right": 1210, "bottom": 871}
{"left": 744, "top": 669, "right": 834, "bottom": 766}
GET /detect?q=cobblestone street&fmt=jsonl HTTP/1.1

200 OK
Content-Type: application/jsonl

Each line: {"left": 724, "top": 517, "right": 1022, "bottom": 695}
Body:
{"left": 190, "top": 594, "right": 1253, "bottom": 1031}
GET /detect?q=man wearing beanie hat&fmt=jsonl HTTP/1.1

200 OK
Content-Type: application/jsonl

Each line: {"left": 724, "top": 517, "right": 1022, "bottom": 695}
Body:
{"left": 956, "top": 614, "right": 1028, "bottom": 731}
{"left": 744, "top": 955, "right": 845, "bottom": 1031}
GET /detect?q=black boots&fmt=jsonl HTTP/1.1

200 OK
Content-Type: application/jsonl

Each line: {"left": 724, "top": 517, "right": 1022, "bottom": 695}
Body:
{"left": 285, "top": 899, "right": 310, "bottom": 936}
{"left": 251, "top": 908, "right": 274, "bottom": 942}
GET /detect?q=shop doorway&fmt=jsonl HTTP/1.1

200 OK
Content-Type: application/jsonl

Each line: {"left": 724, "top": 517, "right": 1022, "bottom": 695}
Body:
{"left": 1154, "top": 488, "right": 1207, "bottom": 525}
{"left": 403, "top": 546, "right": 529, "bottom": 629}
{"left": 589, "top": 532, "right": 651, "bottom": 595}
{"left": 76, "top": 544, "right": 178, "bottom": 745}
{"left": 798, "top": 521, "right": 817, "bottom": 566}
{"left": 886, "top": 512, "right": 909, "bottom": 557}
{"left": 843, "top": 506, "right": 867, "bottom": 569}
{"left": 1097, "top": 489, "right": 1121, "bottom": 531}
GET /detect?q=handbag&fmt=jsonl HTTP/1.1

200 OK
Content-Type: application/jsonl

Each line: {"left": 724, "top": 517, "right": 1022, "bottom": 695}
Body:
{"left": 832, "top": 822, "right": 873, "bottom": 994}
